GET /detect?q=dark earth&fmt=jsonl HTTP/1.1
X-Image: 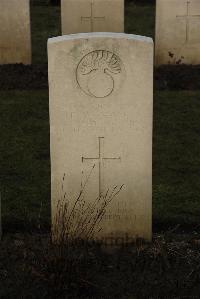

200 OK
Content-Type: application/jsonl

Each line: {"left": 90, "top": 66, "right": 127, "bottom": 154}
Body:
{"left": 0, "top": 1, "right": 200, "bottom": 298}
{"left": 1, "top": 64, "right": 200, "bottom": 91}
{"left": 0, "top": 57, "right": 200, "bottom": 299}
{"left": 48, "top": 0, "right": 156, "bottom": 6}
{"left": 0, "top": 231, "right": 200, "bottom": 299}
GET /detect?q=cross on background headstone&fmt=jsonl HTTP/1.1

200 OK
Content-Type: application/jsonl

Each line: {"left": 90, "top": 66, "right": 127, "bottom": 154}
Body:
{"left": 61, "top": 0, "right": 124, "bottom": 35}
{"left": 176, "top": 0, "right": 200, "bottom": 43}
{"left": 81, "top": 0, "right": 105, "bottom": 31}
{"left": 82, "top": 137, "right": 121, "bottom": 197}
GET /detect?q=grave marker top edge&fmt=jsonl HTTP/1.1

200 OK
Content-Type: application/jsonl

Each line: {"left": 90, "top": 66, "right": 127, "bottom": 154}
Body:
{"left": 48, "top": 32, "right": 153, "bottom": 45}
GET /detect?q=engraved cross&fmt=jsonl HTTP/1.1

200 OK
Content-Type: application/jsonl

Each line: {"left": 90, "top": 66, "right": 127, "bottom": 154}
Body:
{"left": 82, "top": 137, "right": 121, "bottom": 197}
{"left": 81, "top": 0, "right": 105, "bottom": 32}
{"left": 176, "top": 1, "right": 200, "bottom": 43}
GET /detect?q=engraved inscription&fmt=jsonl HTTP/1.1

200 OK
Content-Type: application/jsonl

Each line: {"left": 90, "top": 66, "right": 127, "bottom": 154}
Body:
{"left": 76, "top": 50, "right": 123, "bottom": 98}
{"left": 68, "top": 111, "right": 134, "bottom": 134}
{"left": 82, "top": 137, "right": 121, "bottom": 197}
{"left": 81, "top": 0, "right": 105, "bottom": 32}
{"left": 176, "top": 1, "right": 200, "bottom": 43}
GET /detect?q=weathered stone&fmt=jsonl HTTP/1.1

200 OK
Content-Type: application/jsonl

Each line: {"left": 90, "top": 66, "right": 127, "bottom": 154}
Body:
{"left": 0, "top": 0, "right": 31, "bottom": 65}
{"left": 61, "top": 0, "right": 124, "bottom": 34}
{"left": 48, "top": 33, "right": 153, "bottom": 243}
{"left": 155, "top": 0, "right": 200, "bottom": 65}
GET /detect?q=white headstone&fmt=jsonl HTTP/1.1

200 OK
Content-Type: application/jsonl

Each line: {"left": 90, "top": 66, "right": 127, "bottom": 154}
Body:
{"left": 61, "top": 0, "right": 124, "bottom": 35}
{"left": 0, "top": 0, "right": 31, "bottom": 65}
{"left": 48, "top": 33, "right": 153, "bottom": 243}
{"left": 155, "top": 0, "right": 200, "bottom": 65}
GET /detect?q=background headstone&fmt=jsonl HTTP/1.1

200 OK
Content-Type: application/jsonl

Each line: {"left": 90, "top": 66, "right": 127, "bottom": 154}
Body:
{"left": 61, "top": 0, "right": 124, "bottom": 35}
{"left": 48, "top": 33, "right": 153, "bottom": 243}
{"left": 155, "top": 0, "right": 200, "bottom": 65}
{"left": 0, "top": 0, "right": 31, "bottom": 65}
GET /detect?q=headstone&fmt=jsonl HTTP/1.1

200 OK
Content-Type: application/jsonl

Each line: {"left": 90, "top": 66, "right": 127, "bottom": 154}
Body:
{"left": 48, "top": 33, "right": 153, "bottom": 244}
{"left": 61, "top": 0, "right": 124, "bottom": 35}
{"left": 155, "top": 0, "right": 200, "bottom": 65}
{"left": 0, "top": 192, "right": 2, "bottom": 241}
{"left": 0, "top": 0, "right": 31, "bottom": 64}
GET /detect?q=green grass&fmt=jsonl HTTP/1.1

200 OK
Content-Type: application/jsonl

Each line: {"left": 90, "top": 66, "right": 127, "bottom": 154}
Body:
{"left": 0, "top": 90, "right": 199, "bottom": 229}
{"left": 153, "top": 91, "right": 200, "bottom": 225}
{"left": 0, "top": 91, "right": 50, "bottom": 229}
{"left": 0, "top": 3, "right": 199, "bottom": 230}
{"left": 31, "top": 5, "right": 61, "bottom": 64}
{"left": 30, "top": 3, "right": 155, "bottom": 64}
{"left": 125, "top": 4, "right": 155, "bottom": 38}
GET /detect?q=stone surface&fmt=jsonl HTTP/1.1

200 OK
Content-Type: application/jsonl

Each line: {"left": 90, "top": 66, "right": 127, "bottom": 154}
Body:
{"left": 155, "top": 0, "right": 200, "bottom": 65}
{"left": 0, "top": 0, "right": 31, "bottom": 65}
{"left": 61, "top": 0, "right": 124, "bottom": 35}
{"left": 48, "top": 33, "right": 153, "bottom": 243}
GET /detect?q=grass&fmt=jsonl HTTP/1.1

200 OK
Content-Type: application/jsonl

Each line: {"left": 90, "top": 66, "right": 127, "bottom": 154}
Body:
{"left": 0, "top": 3, "right": 199, "bottom": 230}
{"left": 0, "top": 90, "right": 50, "bottom": 230}
{"left": 0, "top": 90, "right": 199, "bottom": 230}
{"left": 0, "top": 232, "right": 199, "bottom": 298}
{"left": 0, "top": 3, "right": 200, "bottom": 298}
{"left": 153, "top": 91, "right": 200, "bottom": 226}
{"left": 31, "top": 5, "right": 61, "bottom": 64}
{"left": 30, "top": 2, "right": 155, "bottom": 64}
{"left": 125, "top": 3, "right": 155, "bottom": 38}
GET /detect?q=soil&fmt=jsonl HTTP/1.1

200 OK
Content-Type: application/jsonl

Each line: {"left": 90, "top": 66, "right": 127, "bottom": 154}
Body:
{"left": 0, "top": 64, "right": 48, "bottom": 90}
{"left": 0, "top": 64, "right": 200, "bottom": 91}
{"left": 0, "top": 51, "right": 200, "bottom": 299}
{"left": 155, "top": 65, "right": 200, "bottom": 91}
{"left": 0, "top": 232, "right": 199, "bottom": 298}
{"left": 31, "top": 0, "right": 156, "bottom": 6}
